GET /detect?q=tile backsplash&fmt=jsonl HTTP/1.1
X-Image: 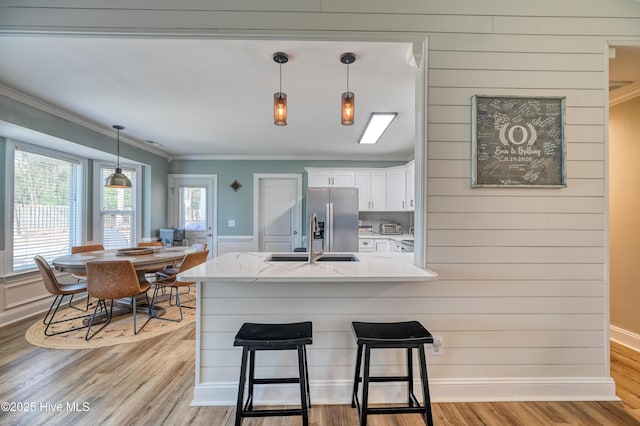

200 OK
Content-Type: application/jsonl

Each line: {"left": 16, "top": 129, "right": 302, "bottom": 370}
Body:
{"left": 359, "top": 211, "right": 414, "bottom": 235}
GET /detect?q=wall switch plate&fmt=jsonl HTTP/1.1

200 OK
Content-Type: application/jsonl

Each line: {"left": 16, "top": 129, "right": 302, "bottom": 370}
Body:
{"left": 430, "top": 336, "right": 443, "bottom": 356}
{"left": 228, "top": 219, "right": 236, "bottom": 227}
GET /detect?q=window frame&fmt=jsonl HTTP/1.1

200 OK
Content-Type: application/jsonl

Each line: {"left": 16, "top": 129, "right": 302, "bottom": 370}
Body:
{"left": 4, "top": 139, "right": 87, "bottom": 276}
{"left": 93, "top": 161, "right": 142, "bottom": 249}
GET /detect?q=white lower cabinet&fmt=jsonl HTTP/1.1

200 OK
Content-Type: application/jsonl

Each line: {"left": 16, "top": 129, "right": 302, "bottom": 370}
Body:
{"left": 375, "top": 239, "right": 389, "bottom": 253}
{"left": 358, "top": 238, "right": 375, "bottom": 252}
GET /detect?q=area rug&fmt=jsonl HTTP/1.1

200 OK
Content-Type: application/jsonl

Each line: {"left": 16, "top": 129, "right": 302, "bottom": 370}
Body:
{"left": 25, "top": 289, "right": 196, "bottom": 350}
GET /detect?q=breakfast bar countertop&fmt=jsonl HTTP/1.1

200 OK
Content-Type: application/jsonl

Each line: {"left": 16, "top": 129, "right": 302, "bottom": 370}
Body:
{"left": 178, "top": 251, "right": 437, "bottom": 283}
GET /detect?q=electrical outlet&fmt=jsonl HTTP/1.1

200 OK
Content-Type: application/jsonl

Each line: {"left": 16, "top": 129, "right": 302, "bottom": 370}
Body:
{"left": 430, "top": 335, "right": 443, "bottom": 356}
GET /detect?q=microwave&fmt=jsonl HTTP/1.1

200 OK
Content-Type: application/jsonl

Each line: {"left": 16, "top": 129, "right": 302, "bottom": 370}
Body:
{"left": 379, "top": 223, "right": 402, "bottom": 235}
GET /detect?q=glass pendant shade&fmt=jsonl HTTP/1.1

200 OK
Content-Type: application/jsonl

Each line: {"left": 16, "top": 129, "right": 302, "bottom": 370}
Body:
{"left": 105, "top": 124, "right": 132, "bottom": 188}
{"left": 341, "top": 91, "right": 355, "bottom": 126}
{"left": 274, "top": 92, "right": 287, "bottom": 126}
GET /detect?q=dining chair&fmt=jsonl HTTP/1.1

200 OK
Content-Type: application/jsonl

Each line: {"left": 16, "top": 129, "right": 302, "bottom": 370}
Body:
{"left": 155, "top": 243, "right": 208, "bottom": 280}
{"left": 150, "top": 250, "right": 209, "bottom": 322}
{"left": 85, "top": 260, "right": 152, "bottom": 340}
{"left": 34, "top": 255, "right": 92, "bottom": 336}
{"left": 137, "top": 241, "right": 164, "bottom": 247}
{"left": 70, "top": 244, "right": 105, "bottom": 280}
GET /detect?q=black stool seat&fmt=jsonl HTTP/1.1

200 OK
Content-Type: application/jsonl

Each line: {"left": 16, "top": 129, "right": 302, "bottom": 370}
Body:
{"left": 233, "top": 322, "right": 312, "bottom": 426}
{"left": 351, "top": 320, "right": 434, "bottom": 426}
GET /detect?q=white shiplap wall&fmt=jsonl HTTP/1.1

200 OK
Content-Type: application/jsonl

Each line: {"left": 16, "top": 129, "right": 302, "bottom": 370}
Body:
{"left": 3, "top": 0, "right": 639, "bottom": 402}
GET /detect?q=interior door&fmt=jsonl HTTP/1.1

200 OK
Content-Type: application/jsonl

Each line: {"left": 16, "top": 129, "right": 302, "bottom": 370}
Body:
{"left": 256, "top": 175, "right": 302, "bottom": 252}
{"left": 169, "top": 175, "right": 216, "bottom": 258}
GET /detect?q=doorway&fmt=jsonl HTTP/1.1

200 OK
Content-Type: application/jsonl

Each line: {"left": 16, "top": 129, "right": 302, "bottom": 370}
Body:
{"left": 253, "top": 174, "right": 303, "bottom": 252}
{"left": 168, "top": 174, "right": 217, "bottom": 258}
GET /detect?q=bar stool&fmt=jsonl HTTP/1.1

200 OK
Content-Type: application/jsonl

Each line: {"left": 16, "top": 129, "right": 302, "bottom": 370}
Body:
{"left": 233, "top": 321, "right": 312, "bottom": 426}
{"left": 351, "top": 320, "right": 434, "bottom": 426}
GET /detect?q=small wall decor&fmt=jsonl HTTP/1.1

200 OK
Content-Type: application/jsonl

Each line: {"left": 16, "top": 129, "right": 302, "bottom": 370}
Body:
{"left": 471, "top": 95, "right": 566, "bottom": 187}
{"left": 229, "top": 179, "right": 242, "bottom": 192}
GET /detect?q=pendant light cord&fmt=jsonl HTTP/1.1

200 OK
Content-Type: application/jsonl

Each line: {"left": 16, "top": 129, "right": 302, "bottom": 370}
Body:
{"left": 116, "top": 127, "right": 120, "bottom": 168}
{"left": 346, "top": 62, "right": 350, "bottom": 93}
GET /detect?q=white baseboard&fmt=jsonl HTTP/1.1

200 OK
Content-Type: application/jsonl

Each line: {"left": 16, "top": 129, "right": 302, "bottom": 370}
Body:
{"left": 192, "top": 377, "right": 618, "bottom": 406}
{"left": 0, "top": 298, "right": 50, "bottom": 328}
{"left": 610, "top": 325, "right": 640, "bottom": 352}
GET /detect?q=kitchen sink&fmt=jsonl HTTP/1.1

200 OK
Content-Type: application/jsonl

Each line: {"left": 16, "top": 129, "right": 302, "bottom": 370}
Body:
{"left": 266, "top": 253, "right": 359, "bottom": 262}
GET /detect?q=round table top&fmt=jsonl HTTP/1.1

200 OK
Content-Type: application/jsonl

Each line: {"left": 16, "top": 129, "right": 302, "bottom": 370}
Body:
{"left": 52, "top": 246, "right": 196, "bottom": 273}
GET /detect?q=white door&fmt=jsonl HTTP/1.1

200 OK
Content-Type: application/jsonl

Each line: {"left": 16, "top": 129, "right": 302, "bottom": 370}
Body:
{"left": 168, "top": 175, "right": 217, "bottom": 258}
{"left": 255, "top": 175, "right": 302, "bottom": 252}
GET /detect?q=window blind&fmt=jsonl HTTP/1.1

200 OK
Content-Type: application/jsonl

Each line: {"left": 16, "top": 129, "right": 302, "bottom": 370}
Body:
{"left": 13, "top": 147, "right": 80, "bottom": 271}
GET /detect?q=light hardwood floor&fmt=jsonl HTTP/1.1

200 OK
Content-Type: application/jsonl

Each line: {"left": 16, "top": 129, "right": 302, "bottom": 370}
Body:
{"left": 1, "top": 316, "right": 639, "bottom": 425}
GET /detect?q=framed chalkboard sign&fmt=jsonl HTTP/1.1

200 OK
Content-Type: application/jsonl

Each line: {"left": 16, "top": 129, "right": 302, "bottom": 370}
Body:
{"left": 471, "top": 95, "right": 566, "bottom": 187}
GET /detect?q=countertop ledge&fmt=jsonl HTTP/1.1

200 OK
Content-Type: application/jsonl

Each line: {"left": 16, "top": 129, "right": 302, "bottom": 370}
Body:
{"left": 178, "top": 252, "right": 438, "bottom": 283}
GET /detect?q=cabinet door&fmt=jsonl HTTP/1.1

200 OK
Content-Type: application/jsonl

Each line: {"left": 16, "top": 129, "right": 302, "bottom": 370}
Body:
{"left": 331, "top": 171, "right": 355, "bottom": 187}
{"left": 405, "top": 161, "right": 415, "bottom": 210}
{"left": 355, "top": 172, "right": 372, "bottom": 210}
{"left": 386, "top": 168, "right": 406, "bottom": 210}
{"left": 375, "top": 239, "right": 389, "bottom": 253}
{"left": 307, "top": 171, "right": 332, "bottom": 187}
{"left": 370, "top": 171, "right": 386, "bottom": 210}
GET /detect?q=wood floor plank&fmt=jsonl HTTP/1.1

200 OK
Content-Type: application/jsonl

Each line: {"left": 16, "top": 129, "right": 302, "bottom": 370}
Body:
{"left": 1, "top": 317, "right": 639, "bottom": 425}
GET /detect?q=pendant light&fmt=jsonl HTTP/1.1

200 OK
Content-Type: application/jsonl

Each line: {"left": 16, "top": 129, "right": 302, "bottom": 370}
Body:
{"left": 273, "top": 52, "right": 289, "bottom": 126}
{"left": 104, "top": 124, "right": 132, "bottom": 188}
{"left": 340, "top": 52, "right": 356, "bottom": 126}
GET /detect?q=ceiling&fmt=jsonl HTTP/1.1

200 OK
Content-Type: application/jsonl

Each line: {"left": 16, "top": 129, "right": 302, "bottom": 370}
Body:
{"left": 1, "top": 36, "right": 639, "bottom": 163}
{"left": 0, "top": 36, "right": 418, "bottom": 161}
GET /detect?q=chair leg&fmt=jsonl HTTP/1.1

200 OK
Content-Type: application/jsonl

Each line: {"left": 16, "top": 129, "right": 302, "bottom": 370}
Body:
{"left": 235, "top": 346, "right": 249, "bottom": 426}
{"left": 247, "top": 349, "right": 255, "bottom": 411}
{"left": 351, "top": 343, "right": 363, "bottom": 408}
{"left": 43, "top": 294, "right": 92, "bottom": 336}
{"left": 296, "top": 345, "right": 309, "bottom": 426}
{"left": 133, "top": 292, "right": 152, "bottom": 334}
{"left": 407, "top": 347, "right": 414, "bottom": 407}
{"left": 418, "top": 344, "right": 434, "bottom": 426}
{"left": 304, "top": 345, "right": 311, "bottom": 409}
{"left": 360, "top": 345, "right": 371, "bottom": 426}
{"left": 85, "top": 299, "right": 113, "bottom": 340}
{"left": 150, "top": 285, "right": 183, "bottom": 322}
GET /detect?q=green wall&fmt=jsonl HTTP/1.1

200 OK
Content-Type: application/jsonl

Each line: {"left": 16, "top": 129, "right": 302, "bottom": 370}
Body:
{"left": 169, "top": 159, "right": 405, "bottom": 236}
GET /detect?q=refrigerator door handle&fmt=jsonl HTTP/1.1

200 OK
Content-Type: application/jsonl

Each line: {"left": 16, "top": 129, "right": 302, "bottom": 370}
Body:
{"left": 327, "top": 203, "right": 334, "bottom": 252}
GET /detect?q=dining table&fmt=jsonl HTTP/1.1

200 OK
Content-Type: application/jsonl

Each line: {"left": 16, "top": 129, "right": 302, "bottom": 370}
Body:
{"left": 52, "top": 245, "right": 196, "bottom": 321}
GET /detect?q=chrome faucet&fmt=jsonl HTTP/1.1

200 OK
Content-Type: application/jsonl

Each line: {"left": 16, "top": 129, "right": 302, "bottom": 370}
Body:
{"left": 308, "top": 213, "right": 323, "bottom": 263}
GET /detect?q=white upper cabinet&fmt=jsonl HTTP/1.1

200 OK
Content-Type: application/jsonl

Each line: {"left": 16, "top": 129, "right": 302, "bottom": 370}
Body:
{"left": 405, "top": 160, "right": 415, "bottom": 211}
{"left": 386, "top": 167, "right": 407, "bottom": 210}
{"left": 307, "top": 169, "right": 355, "bottom": 187}
{"left": 355, "top": 170, "right": 386, "bottom": 211}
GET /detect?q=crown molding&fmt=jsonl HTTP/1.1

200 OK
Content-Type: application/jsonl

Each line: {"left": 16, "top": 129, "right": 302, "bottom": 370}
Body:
{"left": 610, "top": 85, "right": 640, "bottom": 107}
{"left": 0, "top": 83, "right": 170, "bottom": 159}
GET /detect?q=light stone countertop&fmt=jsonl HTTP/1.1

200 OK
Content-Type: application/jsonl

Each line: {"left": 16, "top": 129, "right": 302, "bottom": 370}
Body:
{"left": 359, "top": 233, "right": 414, "bottom": 242}
{"left": 178, "top": 251, "right": 437, "bottom": 283}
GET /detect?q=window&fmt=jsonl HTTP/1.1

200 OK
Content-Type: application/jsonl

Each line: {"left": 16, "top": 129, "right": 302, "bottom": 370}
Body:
{"left": 97, "top": 165, "right": 137, "bottom": 249}
{"left": 10, "top": 144, "right": 82, "bottom": 271}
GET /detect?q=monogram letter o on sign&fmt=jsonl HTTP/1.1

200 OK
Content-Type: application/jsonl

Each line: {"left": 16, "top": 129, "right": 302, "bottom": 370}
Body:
{"left": 472, "top": 95, "right": 566, "bottom": 187}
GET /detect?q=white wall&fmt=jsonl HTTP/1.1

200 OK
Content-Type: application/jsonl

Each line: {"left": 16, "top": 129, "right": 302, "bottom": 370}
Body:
{"left": 3, "top": 0, "right": 640, "bottom": 401}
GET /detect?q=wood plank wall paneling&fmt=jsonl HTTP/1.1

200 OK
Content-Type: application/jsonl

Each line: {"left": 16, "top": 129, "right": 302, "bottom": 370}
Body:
{"left": 2, "top": 0, "right": 637, "bottom": 401}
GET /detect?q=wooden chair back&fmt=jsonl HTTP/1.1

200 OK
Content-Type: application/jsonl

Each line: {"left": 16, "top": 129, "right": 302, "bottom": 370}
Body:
{"left": 86, "top": 261, "right": 146, "bottom": 300}
{"left": 72, "top": 244, "right": 104, "bottom": 254}
{"left": 137, "top": 241, "right": 164, "bottom": 247}
{"left": 179, "top": 250, "right": 209, "bottom": 273}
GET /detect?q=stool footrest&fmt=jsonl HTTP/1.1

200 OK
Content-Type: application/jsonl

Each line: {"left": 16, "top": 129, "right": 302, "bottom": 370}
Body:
{"left": 252, "top": 377, "right": 300, "bottom": 385}
{"left": 367, "top": 406, "right": 427, "bottom": 415}
{"left": 367, "top": 375, "right": 411, "bottom": 383}
{"left": 241, "top": 408, "right": 303, "bottom": 418}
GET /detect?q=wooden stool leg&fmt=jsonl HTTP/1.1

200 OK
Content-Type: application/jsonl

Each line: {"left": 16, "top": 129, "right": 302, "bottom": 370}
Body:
{"left": 351, "top": 344, "right": 363, "bottom": 408}
{"left": 235, "top": 346, "right": 249, "bottom": 426}
{"left": 297, "top": 345, "right": 309, "bottom": 426}
{"left": 418, "top": 345, "right": 433, "bottom": 426}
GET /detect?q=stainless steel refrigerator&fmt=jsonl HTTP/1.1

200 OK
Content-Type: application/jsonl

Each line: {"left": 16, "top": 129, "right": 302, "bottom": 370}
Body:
{"left": 306, "top": 187, "right": 359, "bottom": 252}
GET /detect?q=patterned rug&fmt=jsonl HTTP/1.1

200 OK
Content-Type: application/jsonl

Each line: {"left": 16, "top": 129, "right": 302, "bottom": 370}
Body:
{"left": 25, "top": 289, "right": 196, "bottom": 349}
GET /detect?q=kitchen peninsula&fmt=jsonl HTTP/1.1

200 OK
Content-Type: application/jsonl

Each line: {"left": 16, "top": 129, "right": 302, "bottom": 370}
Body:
{"left": 178, "top": 251, "right": 438, "bottom": 406}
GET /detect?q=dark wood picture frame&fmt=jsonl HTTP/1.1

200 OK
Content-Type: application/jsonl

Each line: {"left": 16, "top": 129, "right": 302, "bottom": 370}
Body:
{"left": 471, "top": 95, "right": 567, "bottom": 188}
